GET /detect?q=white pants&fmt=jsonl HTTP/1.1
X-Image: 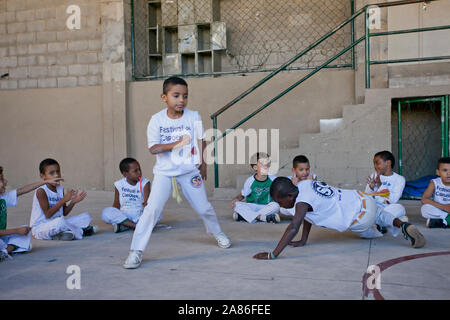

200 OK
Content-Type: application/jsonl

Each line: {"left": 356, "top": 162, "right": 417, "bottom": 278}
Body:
{"left": 234, "top": 202, "right": 280, "bottom": 223}
{"left": 349, "top": 197, "right": 406, "bottom": 238}
{"left": 32, "top": 212, "right": 92, "bottom": 240}
{"left": 421, "top": 204, "right": 449, "bottom": 225}
{"left": 130, "top": 170, "right": 222, "bottom": 252}
{"left": 0, "top": 226, "right": 32, "bottom": 253}
{"left": 102, "top": 207, "right": 147, "bottom": 225}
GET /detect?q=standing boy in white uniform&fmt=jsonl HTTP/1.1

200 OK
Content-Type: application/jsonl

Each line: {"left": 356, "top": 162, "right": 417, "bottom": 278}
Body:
{"left": 231, "top": 152, "right": 280, "bottom": 224}
{"left": 363, "top": 151, "right": 407, "bottom": 238}
{"left": 0, "top": 166, "right": 62, "bottom": 261}
{"left": 123, "top": 77, "right": 231, "bottom": 269}
{"left": 102, "top": 158, "right": 151, "bottom": 233}
{"left": 30, "top": 159, "right": 98, "bottom": 241}
{"left": 253, "top": 177, "right": 425, "bottom": 260}
{"left": 280, "top": 155, "right": 317, "bottom": 217}
{"left": 421, "top": 157, "right": 450, "bottom": 228}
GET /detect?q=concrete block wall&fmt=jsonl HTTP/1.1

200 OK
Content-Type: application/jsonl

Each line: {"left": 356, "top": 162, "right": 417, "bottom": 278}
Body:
{"left": 0, "top": 0, "right": 103, "bottom": 89}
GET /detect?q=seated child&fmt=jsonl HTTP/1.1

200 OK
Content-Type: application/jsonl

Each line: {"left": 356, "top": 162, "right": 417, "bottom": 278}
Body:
{"left": 363, "top": 150, "right": 407, "bottom": 238}
{"left": 421, "top": 157, "right": 450, "bottom": 228}
{"left": 30, "top": 159, "right": 98, "bottom": 241}
{"left": 280, "top": 155, "right": 317, "bottom": 216}
{"left": 253, "top": 177, "right": 425, "bottom": 261}
{"left": 0, "top": 166, "right": 62, "bottom": 261}
{"left": 102, "top": 158, "right": 151, "bottom": 233}
{"left": 231, "top": 152, "right": 280, "bottom": 223}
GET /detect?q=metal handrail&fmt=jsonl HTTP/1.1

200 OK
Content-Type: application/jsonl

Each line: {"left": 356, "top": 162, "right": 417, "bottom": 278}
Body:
{"left": 211, "top": 0, "right": 442, "bottom": 187}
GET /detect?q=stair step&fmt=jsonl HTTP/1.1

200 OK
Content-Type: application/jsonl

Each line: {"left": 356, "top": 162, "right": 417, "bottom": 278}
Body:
{"left": 319, "top": 118, "right": 343, "bottom": 134}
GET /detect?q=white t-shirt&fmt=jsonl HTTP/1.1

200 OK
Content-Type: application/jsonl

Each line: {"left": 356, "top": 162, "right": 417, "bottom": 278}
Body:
{"left": 432, "top": 177, "right": 450, "bottom": 204}
{"left": 114, "top": 177, "right": 150, "bottom": 215}
{"left": 147, "top": 108, "right": 204, "bottom": 176}
{"left": 30, "top": 185, "right": 64, "bottom": 228}
{"left": 0, "top": 190, "right": 17, "bottom": 207}
{"left": 295, "top": 180, "right": 362, "bottom": 232}
{"left": 365, "top": 172, "right": 405, "bottom": 204}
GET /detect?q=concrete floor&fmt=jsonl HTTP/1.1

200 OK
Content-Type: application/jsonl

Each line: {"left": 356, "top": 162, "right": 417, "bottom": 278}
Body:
{"left": 1, "top": 190, "right": 449, "bottom": 300}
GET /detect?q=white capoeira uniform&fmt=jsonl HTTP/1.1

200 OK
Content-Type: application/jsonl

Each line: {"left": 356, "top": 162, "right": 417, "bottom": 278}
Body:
{"left": 292, "top": 180, "right": 404, "bottom": 237}
{"left": 234, "top": 174, "right": 279, "bottom": 223}
{"left": 279, "top": 174, "right": 317, "bottom": 216}
{"left": 421, "top": 177, "right": 450, "bottom": 225}
{"left": 0, "top": 190, "right": 31, "bottom": 254}
{"left": 102, "top": 177, "right": 151, "bottom": 225}
{"left": 130, "top": 108, "right": 223, "bottom": 252}
{"left": 362, "top": 172, "right": 407, "bottom": 238}
{"left": 30, "top": 185, "right": 91, "bottom": 240}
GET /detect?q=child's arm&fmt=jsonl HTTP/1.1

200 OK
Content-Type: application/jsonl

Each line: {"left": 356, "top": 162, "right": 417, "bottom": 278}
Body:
{"left": 63, "top": 190, "right": 87, "bottom": 216}
{"left": 112, "top": 187, "right": 120, "bottom": 209}
{"left": 142, "top": 182, "right": 150, "bottom": 207}
{"left": 231, "top": 193, "right": 245, "bottom": 208}
{"left": 253, "top": 201, "right": 310, "bottom": 260}
{"left": 0, "top": 226, "right": 31, "bottom": 237}
{"left": 387, "top": 177, "right": 405, "bottom": 204}
{"left": 422, "top": 181, "right": 450, "bottom": 213}
{"left": 288, "top": 220, "right": 312, "bottom": 247}
{"left": 36, "top": 188, "right": 72, "bottom": 219}
{"left": 149, "top": 135, "right": 190, "bottom": 155}
{"left": 17, "top": 177, "right": 64, "bottom": 196}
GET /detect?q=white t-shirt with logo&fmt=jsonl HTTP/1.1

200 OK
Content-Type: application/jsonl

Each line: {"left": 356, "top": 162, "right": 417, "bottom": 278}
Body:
{"left": 147, "top": 108, "right": 204, "bottom": 176}
{"left": 30, "top": 185, "right": 64, "bottom": 228}
{"left": 114, "top": 177, "right": 150, "bottom": 216}
{"left": 365, "top": 172, "right": 405, "bottom": 204}
{"left": 295, "top": 180, "right": 362, "bottom": 232}
{"left": 432, "top": 177, "right": 450, "bottom": 204}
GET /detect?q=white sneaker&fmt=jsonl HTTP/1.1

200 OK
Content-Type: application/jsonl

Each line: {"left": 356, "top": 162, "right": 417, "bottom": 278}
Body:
{"left": 123, "top": 250, "right": 143, "bottom": 269}
{"left": 359, "top": 226, "right": 384, "bottom": 239}
{"left": 214, "top": 232, "right": 231, "bottom": 249}
{"left": 399, "top": 215, "right": 409, "bottom": 223}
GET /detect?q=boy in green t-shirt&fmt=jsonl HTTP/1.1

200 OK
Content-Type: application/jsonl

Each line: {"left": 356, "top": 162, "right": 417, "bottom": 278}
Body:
{"left": 231, "top": 153, "right": 280, "bottom": 223}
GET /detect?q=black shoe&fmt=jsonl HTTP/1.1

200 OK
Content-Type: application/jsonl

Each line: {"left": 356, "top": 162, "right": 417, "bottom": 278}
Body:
{"left": 376, "top": 224, "right": 388, "bottom": 234}
{"left": 113, "top": 223, "right": 130, "bottom": 233}
{"left": 401, "top": 222, "right": 426, "bottom": 248}
{"left": 232, "top": 212, "right": 245, "bottom": 222}
{"left": 265, "top": 213, "right": 281, "bottom": 224}
{"left": 426, "top": 218, "right": 446, "bottom": 228}
{"left": 82, "top": 225, "right": 98, "bottom": 236}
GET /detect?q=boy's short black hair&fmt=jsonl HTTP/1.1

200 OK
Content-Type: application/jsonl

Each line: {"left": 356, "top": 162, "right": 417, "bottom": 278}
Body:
{"left": 438, "top": 157, "right": 450, "bottom": 169}
{"left": 293, "top": 155, "right": 310, "bottom": 168}
{"left": 374, "top": 151, "right": 395, "bottom": 169}
{"left": 119, "top": 157, "right": 138, "bottom": 174}
{"left": 163, "top": 76, "right": 188, "bottom": 94}
{"left": 250, "top": 152, "right": 270, "bottom": 167}
{"left": 270, "top": 177, "right": 298, "bottom": 199}
{"left": 39, "top": 158, "right": 59, "bottom": 174}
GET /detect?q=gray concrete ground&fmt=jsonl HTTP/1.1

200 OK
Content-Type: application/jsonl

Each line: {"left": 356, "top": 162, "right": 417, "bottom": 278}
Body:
{"left": 1, "top": 190, "right": 449, "bottom": 300}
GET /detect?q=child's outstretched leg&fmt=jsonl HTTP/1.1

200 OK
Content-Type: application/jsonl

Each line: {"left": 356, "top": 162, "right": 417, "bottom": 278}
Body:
{"left": 421, "top": 204, "right": 450, "bottom": 228}
{"left": 378, "top": 208, "right": 426, "bottom": 248}
{"left": 124, "top": 174, "right": 172, "bottom": 269}
{"left": 375, "top": 204, "right": 407, "bottom": 237}
{"left": 177, "top": 171, "right": 231, "bottom": 248}
{"left": 102, "top": 207, "right": 137, "bottom": 233}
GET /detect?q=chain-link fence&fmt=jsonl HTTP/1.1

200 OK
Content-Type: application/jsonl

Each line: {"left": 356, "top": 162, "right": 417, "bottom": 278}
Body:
{"left": 392, "top": 101, "right": 442, "bottom": 182}
{"left": 131, "top": 0, "right": 353, "bottom": 79}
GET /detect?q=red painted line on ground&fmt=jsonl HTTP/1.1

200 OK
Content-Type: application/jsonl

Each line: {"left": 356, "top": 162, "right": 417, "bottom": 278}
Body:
{"left": 362, "top": 251, "right": 450, "bottom": 300}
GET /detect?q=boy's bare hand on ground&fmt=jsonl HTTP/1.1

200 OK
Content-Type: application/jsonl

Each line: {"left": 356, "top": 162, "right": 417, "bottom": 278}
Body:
{"left": 253, "top": 252, "right": 271, "bottom": 260}
{"left": 289, "top": 240, "right": 306, "bottom": 247}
